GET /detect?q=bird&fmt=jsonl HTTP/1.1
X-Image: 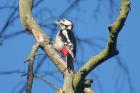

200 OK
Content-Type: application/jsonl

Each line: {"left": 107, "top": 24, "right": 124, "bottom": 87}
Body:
{"left": 54, "top": 19, "right": 77, "bottom": 71}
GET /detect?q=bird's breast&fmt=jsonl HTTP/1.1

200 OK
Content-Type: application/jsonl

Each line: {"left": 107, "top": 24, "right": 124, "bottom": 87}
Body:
{"left": 54, "top": 36, "right": 64, "bottom": 49}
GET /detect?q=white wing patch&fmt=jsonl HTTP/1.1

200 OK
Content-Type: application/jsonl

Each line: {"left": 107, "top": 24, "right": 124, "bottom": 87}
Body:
{"left": 62, "top": 30, "right": 70, "bottom": 42}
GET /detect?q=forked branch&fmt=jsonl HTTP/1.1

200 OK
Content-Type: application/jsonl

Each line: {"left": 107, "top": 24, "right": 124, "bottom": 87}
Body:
{"left": 19, "top": 0, "right": 131, "bottom": 93}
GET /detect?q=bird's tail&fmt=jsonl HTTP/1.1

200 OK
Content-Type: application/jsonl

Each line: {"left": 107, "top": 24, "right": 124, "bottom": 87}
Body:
{"left": 67, "top": 55, "right": 74, "bottom": 71}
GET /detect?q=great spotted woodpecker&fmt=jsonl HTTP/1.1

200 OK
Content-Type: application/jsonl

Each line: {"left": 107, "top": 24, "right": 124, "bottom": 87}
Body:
{"left": 54, "top": 19, "right": 77, "bottom": 71}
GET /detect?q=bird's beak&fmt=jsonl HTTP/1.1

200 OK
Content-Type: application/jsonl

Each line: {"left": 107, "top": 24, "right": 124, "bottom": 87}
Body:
{"left": 54, "top": 21, "right": 60, "bottom": 25}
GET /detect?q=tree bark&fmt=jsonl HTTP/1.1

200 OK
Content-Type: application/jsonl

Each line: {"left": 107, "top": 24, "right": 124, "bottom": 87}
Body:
{"left": 63, "top": 73, "right": 75, "bottom": 93}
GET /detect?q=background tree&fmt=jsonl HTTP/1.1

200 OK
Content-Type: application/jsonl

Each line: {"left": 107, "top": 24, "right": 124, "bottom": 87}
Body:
{"left": 1, "top": 0, "right": 139, "bottom": 93}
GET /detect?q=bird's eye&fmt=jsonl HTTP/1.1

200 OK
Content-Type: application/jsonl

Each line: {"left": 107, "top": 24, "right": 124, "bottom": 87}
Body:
{"left": 62, "top": 19, "right": 65, "bottom": 22}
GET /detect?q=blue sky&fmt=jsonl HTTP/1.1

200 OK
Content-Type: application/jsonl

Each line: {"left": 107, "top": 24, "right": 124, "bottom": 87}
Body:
{"left": 0, "top": 0, "right": 140, "bottom": 93}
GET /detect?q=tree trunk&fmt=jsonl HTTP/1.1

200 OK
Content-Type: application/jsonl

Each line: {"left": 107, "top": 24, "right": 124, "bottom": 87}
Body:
{"left": 63, "top": 73, "right": 75, "bottom": 93}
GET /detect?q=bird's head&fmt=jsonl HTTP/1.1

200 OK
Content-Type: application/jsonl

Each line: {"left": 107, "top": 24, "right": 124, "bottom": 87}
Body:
{"left": 54, "top": 19, "right": 73, "bottom": 30}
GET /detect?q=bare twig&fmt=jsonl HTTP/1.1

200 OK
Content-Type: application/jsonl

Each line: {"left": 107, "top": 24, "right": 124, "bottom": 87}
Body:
{"left": 26, "top": 42, "right": 40, "bottom": 93}
{"left": 0, "top": 6, "right": 18, "bottom": 37}
{"left": 18, "top": 55, "right": 47, "bottom": 93}
{"left": 34, "top": 74, "right": 57, "bottom": 89}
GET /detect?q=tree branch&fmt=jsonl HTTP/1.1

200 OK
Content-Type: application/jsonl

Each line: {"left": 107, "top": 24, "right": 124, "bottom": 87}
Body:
{"left": 34, "top": 74, "right": 57, "bottom": 90}
{"left": 26, "top": 42, "right": 40, "bottom": 93}
{"left": 73, "top": 0, "right": 131, "bottom": 92}
{"left": 19, "top": 0, "right": 68, "bottom": 74}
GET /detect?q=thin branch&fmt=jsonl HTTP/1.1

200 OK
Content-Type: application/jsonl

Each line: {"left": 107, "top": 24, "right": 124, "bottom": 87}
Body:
{"left": 0, "top": 6, "right": 18, "bottom": 37}
{"left": 73, "top": 0, "right": 131, "bottom": 92}
{"left": 18, "top": 55, "right": 47, "bottom": 93}
{"left": 34, "top": 74, "right": 57, "bottom": 90}
{"left": 59, "top": 0, "right": 81, "bottom": 18}
{"left": 0, "top": 70, "right": 25, "bottom": 75}
{"left": 3, "top": 30, "right": 25, "bottom": 39}
{"left": 26, "top": 42, "right": 40, "bottom": 93}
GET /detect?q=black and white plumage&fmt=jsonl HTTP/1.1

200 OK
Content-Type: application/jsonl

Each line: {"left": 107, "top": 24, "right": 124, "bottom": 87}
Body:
{"left": 54, "top": 19, "right": 77, "bottom": 71}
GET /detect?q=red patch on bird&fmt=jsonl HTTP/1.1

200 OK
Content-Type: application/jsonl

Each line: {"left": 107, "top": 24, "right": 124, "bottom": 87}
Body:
{"left": 59, "top": 47, "right": 69, "bottom": 57}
